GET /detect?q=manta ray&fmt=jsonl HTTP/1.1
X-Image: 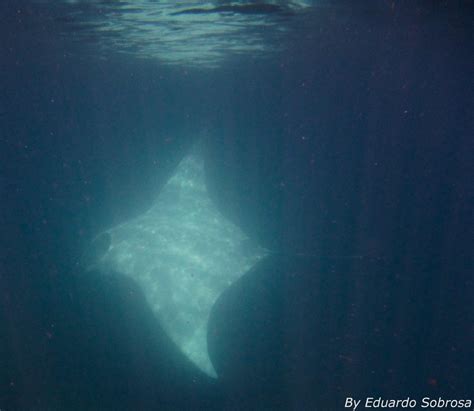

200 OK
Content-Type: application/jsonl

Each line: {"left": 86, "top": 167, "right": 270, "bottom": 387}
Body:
{"left": 86, "top": 145, "right": 268, "bottom": 377}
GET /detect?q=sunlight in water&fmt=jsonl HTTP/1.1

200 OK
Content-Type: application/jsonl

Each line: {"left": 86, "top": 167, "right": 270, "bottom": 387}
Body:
{"left": 35, "top": 0, "right": 313, "bottom": 67}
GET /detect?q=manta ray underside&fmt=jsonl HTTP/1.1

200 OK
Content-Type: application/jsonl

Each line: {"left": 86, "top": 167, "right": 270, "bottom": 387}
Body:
{"left": 89, "top": 147, "right": 268, "bottom": 377}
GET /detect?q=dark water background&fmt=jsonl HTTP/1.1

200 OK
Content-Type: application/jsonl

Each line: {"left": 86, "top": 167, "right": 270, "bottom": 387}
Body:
{"left": 0, "top": 1, "right": 472, "bottom": 409}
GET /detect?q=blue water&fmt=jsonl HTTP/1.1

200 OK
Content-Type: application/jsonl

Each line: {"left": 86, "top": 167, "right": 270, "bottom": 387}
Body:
{"left": 0, "top": 1, "right": 472, "bottom": 409}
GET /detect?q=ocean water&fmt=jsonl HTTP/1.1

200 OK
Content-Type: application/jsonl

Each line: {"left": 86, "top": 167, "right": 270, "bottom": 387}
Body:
{"left": 0, "top": 1, "right": 472, "bottom": 410}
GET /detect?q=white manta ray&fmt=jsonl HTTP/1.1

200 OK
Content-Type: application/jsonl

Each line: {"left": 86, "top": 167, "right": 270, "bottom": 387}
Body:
{"left": 90, "top": 147, "right": 268, "bottom": 377}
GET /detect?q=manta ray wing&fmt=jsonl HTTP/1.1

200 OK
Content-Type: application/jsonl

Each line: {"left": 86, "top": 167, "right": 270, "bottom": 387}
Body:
{"left": 94, "top": 149, "right": 268, "bottom": 377}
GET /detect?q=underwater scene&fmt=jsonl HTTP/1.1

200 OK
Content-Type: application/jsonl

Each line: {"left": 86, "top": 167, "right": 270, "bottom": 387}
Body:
{"left": 0, "top": 1, "right": 472, "bottom": 410}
